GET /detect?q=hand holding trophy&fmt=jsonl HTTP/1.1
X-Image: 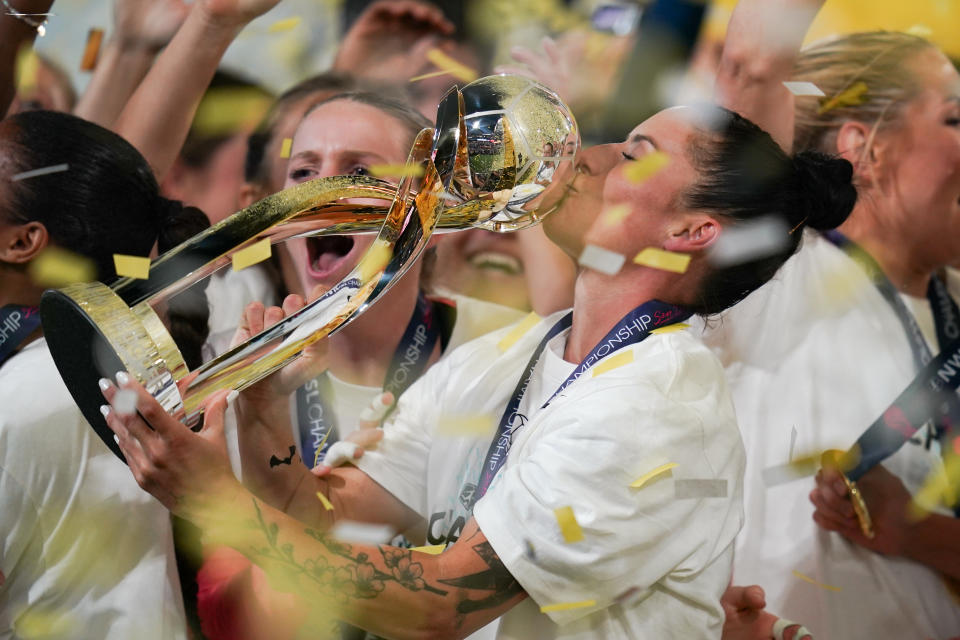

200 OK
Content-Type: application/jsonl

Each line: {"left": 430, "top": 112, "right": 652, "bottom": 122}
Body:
{"left": 40, "top": 75, "right": 579, "bottom": 461}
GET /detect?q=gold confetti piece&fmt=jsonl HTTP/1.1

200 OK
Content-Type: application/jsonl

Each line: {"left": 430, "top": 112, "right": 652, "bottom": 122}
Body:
{"left": 425, "top": 48, "right": 478, "bottom": 83}
{"left": 268, "top": 16, "right": 302, "bottom": 33}
{"left": 782, "top": 81, "right": 825, "bottom": 97}
{"left": 592, "top": 350, "right": 634, "bottom": 377}
{"left": 553, "top": 506, "right": 584, "bottom": 543}
{"left": 600, "top": 204, "right": 631, "bottom": 227}
{"left": 80, "top": 28, "right": 104, "bottom": 71}
{"left": 633, "top": 247, "right": 690, "bottom": 274}
{"left": 792, "top": 569, "right": 841, "bottom": 592}
{"left": 279, "top": 137, "right": 293, "bottom": 159}
{"left": 368, "top": 164, "right": 425, "bottom": 179}
{"left": 232, "top": 238, "right": 272, "bottom": 271}
{"left": 650, "top": 323, "right": 689, "bottom": 335}
{"left": 113, "top": 254, "right": 150, "bottom": 280}
{"left": 497, "top": 312, "right": 541, "bottom": 352}
{"left": 540, "top": 599, "right": 597, "bottom": 613}
{"left": 630, "top": 462, "right": 678, "bottom": 488}
{"left": 410, "top": 544, "right": 445, "bottom": 555}
{"left": 760, "top": 457, "right": 818, "bottom": 487}
{"left": 29, "top": 246, "right": 96, "bottom": 287}
{"left": 16, "top": 46, "right": 38, "bottom": 92}
{"left": 437, "top": 414, "right": 495, "bottom": 437}
{"left": 578, "top": 244, "right": 625, "bottom": 275}
{"left": 191, "top": 88, "right": 273, "bottom": 137}
{"left": 624, "top": 151, "right": 669, "bottom": 183}
{"left": 316, "top": 491, "right": 334, "bottom": 511}
{"left": 409, "top": 69, "right": 456, "bottom": 83}
{"left": 817, "top": 82, "right": 868, "bottom": 115}
{"left": 357, "top": 239, "right": 393, "bottom": 282}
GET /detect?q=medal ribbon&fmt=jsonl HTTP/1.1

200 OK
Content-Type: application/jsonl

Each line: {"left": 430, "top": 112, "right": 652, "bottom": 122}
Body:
{"left": 297, "top": 294, "right": 447, "bottom": 467}
{"left": 823, "top": 233, "right": 960, "bottom": 499}
{"left": 0, "top": 305, "right": 41, "bottom": 368}
{"left": 475, "top": 300, "right": 691, "bottom": 500}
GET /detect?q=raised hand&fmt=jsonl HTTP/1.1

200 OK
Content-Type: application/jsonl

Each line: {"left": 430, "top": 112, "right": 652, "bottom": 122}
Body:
{"left": 196, "top": 0, "right": 283, "bottom": 29}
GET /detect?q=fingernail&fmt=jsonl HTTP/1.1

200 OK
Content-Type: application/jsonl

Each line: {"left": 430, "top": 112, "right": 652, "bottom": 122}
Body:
{"left": 115, "top": 371, "right": 130, "bottom": 386}
{"left": 226, "top": 390, "right": 239, "bottom": 406}
{"left": 98, "top": 378, "right": 112, "bottom": 391}
{"left": 113, "top": 434, "right": 120, "bottom": 444}
{"left": 100, "top": 404, "right": 111, "bottom": 418}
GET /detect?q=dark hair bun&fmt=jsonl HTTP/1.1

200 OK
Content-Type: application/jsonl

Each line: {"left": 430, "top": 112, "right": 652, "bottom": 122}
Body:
{"left": 155, "top": 198, "right": 209, "bottom": 253}
{"left": 792, "top": 151, "right": 857, "bottom": 231}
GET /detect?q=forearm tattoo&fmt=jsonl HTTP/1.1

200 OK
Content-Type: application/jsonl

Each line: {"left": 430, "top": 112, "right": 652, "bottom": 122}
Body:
{"left": 439, "top": 530, "right": 525, "bottom": 614}
{"left": 269, "top": 445, "right": 297, "bottom": 468}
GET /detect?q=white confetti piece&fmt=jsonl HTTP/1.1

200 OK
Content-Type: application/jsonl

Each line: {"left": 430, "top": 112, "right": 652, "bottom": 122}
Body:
{"left": 329, "top": 520, "right": 395, "bottom": 546}
{"left": 578, "top": 244, "right": 625, "bottom": 275}
{"left": 113, "top": 389, "right": 138, "bottom": 416}
{"left": 674, "top": 478, "right": 727, "bottom": 498}
{"left": 789, "top": 426, "right": 798, "bottom": 462}
{"left": 708, "top": 217, "right": 789, "bottom": 267}
{"left": 11, "top": 163, "right": 69, "bottom": 181}
{"left": 782, "top": 81, "right": 826, "bottom": 97}
{"left": 761, "top": 458, "right": 818, "bottom": 487}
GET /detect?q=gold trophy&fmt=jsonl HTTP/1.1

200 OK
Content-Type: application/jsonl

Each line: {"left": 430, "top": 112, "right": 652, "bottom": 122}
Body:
{"left": 40, "top": 75, "right": 579, "bottom": 461}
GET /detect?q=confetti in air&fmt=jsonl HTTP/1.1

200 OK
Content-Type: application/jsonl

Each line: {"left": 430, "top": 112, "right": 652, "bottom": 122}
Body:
{"left": 279, "top": 137, "right": 293, "bottom": 159}
{"left": 329, "top": 520, "right": 395, "bottom": 545}
{"left": 553, "top": 506, "right": 585, "bottom": 543}
{"left": 591, "top": 350, "right": 634, "bottom": 377}
{"left": 80, "top": 28, "right": 104, "bottom": 71}
{"left": 368, "top": 164, "right": 425, "bottom": 179}
{"left": 421, "top": 48, "right": 478, "bottom": 83}
{"left": 630, "top": 462, "right": 678, "bottom": 489}
{"left": 540, "top": 600, "right": 597, "bottom": 613}
{"left": 113, "top": 254, "right": 151, "bottom": 280}
{"left": 789, "top": 426, "right": 798, "bottom": 462}
{"left": 267, "top": 16, "right": 302, "bottom": 33}
{"left": 29, "top": 246, "right": 96, "bottom": 287}
{"left": 760, "top": 454, "right": 819, "bottom": 487}
{"left": 906, "top": 24, "right": 933, "bottom": 38}
{"left": 674, "top": 479, "right": 728, "bottom": 498}
{"left": 232, "top": 238, "right": 272, "bottom": 271}
{"left": 410, "top": 544, "right": 445, "bottom": 555}
{"left": 624, "top": 151, "right": 669, "bottom": 183}
{"left": 578, "top": 244, "right": 626, "bottom": 276}
{"left": 497, "top": 312, "right": 541, "bottom": 352}
{"left": 650, "top": 323, "right": 689, "bottom": 335}
{"left": 600, "top": 204, "right": 631, "bottom": 227}
{"left": 11, "top": 163, "right": 68, "bottom": 181}
{"left": 818, "top": 82, "right": 868, "bottom": 115}
{"left": 782, "top": 81, "right": 826, "bottom": 97}
{"left": 357, "top": 239, "right": 393, "bottom": 282}
{"left": 707, "top": 216, "right": 790, "bottom": 268}
{"left": 112, "top": 389, "right": 138, "bottom": 416}
{"left": 316, "top": 491, "right": 334, "bottom": 511}
{"left": 792, "top": 569, "right": 841, "bottom": 592}
{"left": 633, "top": 247, "right": 690, "bottom": 274}
{"left": 437, "top": 414, "right": 495, "bottom": 437}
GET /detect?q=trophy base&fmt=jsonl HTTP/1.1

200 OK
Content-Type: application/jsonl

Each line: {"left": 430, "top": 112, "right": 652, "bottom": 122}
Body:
{"left": 40, "top": 282, "right": 186, "bottom": 462}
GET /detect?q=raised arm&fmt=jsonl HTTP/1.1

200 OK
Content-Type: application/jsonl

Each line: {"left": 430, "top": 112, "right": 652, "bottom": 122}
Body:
{"left": 74, "top": 0, "right": 188, "bottom": 127}
{"left": 100, "top": 378, "right": 524, "bottom": 640}
{"left": 715, "top": 0, "right": 825, "bottom": 151}
{"left": 0, "top": 0, "right": 53, "bottom": 117}
{"left": 113, "top": 0, "right": 279, "bottom": 180}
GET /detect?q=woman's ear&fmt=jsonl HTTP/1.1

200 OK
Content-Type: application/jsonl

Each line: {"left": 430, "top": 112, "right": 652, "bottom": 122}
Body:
{"left": 836, "top": 121, "right": 875, "bottom": 184}
{"left": 663, "top": 214, "right": 720, "bottom": 253}
{"left": 0, "top": 221, "right": 48, "bottom": 264}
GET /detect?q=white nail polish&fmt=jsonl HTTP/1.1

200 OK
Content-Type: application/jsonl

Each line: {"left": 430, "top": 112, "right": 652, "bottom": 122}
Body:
{"left": 99, "top": 404, "right": 111, "bottom": 418}
{"left": 98, "top": 378, "right": 112, "bottom": 392}
{"left": 113, "top": 434, "right": 120, "bottom": 444}
{"left": 226, "top": 390, "right": 239, "bottom": 405}
{"left": 115, "top": 371, "right": 130, "bottom": 386}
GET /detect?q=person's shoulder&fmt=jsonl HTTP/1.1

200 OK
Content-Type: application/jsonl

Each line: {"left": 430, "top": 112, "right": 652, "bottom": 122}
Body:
{"left": 440, "top": 306, "right": 567, "bottom": 370}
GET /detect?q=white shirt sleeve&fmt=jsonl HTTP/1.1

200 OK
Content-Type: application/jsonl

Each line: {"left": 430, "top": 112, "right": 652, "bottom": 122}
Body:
{"left": 473, "top": 347, "right": 744, "bottom": 626}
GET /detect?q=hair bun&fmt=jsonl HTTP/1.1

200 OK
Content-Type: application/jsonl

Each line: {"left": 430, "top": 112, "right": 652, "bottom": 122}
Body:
{"left": 155, "top": 198, "right": 210, "bottom": 253}
{"left": 792, "top": 151, "right": 856, "bottom": 231}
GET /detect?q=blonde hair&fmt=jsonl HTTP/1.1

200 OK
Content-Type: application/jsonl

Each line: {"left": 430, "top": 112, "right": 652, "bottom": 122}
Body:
{"left": 792, "top": 31, "right": 938, "bottom": 157}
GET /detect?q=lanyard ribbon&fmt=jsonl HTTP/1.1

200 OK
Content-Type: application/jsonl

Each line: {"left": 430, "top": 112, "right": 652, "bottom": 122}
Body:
{"left": 475, "top": 300, "right": 691, "bottom": 500}
{"left": 297, "top": 294, "right": 448, "bottom": 467}
{"left": 0, "top": 305, "right": 41, "bottom": 368}
{"left": 824, "top": 233, "right": 960, "bottom": 494}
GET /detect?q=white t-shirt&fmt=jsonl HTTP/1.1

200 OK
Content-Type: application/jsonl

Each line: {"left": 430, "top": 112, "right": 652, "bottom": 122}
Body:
{"left": 697, "top": 231, "right": 960, "bottom": 640}
{"left": 357, "top": 310, "right": 745, "bottom": 639}
{"left": 0, "top": 339, "right": 187, "bottom": 640}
